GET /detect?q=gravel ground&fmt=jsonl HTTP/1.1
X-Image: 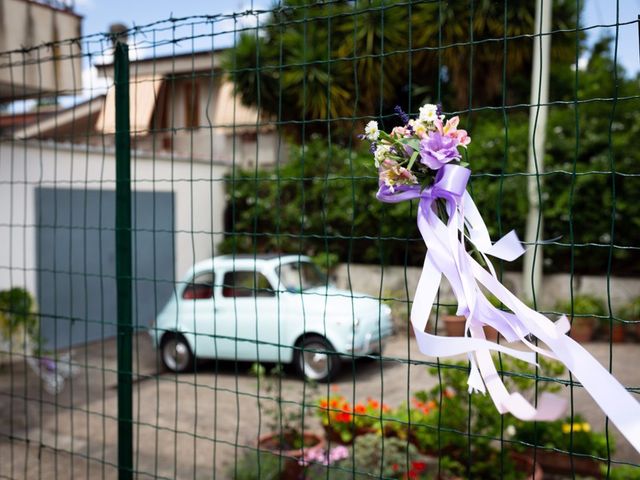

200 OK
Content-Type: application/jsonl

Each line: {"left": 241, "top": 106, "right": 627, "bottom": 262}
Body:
{"left": 0, "top": 333, "right": 638, "bottom": 478}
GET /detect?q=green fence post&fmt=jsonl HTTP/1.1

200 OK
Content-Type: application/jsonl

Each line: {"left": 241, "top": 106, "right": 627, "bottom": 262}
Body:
{"left": 114, "top": 38, "right": 133, "bottom": 480}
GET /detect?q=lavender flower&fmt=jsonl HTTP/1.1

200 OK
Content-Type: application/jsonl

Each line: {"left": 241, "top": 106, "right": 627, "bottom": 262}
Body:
{"left": 394, "top": 105, "right": 410, "bottom": 124}
{"left": 419, "top": 130, "right": 461, "bottom": 170}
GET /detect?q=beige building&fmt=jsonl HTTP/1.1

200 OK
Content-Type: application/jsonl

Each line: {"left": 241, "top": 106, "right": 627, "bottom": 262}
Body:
{"left": 10, "top": 49, "right": 281, "bottom": 169}
{"left": 0, "top": 0, "right": 82, "bottom": 101}
{"left": 0, "top": 16, "right": 280, "bottom": 348}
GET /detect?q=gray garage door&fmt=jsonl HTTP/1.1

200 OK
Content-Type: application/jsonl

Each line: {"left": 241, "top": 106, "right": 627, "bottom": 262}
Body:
{"left": 36, "top": 188, "right": 175, "bottom": 351}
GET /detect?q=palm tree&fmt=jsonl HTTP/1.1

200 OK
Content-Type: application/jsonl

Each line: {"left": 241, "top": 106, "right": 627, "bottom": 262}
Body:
{"left": 225, "top": 0, "right": 581, "bottom": 137}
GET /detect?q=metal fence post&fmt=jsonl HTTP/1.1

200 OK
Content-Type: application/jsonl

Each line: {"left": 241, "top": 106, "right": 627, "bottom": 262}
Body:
{"left": 114, "top": 38, "right": 133, "bottom": 480}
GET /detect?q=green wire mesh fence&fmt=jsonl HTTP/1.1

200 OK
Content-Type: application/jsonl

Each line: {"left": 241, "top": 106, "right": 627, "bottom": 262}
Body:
{"left": 0, "top": 1, "right": 639, "bottom": 478}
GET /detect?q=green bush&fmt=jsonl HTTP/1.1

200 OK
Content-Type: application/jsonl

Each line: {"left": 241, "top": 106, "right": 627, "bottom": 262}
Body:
{"left": 221, "top": 36, "right": 640, "bottom": 276}
{"left": 0, "top": 287, "right": 38, "bottom": 341}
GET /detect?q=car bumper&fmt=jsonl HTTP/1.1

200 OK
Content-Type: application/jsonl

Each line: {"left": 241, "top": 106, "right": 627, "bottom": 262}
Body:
{"left": 344, "top": 324, "right": 394, "bottom": 356}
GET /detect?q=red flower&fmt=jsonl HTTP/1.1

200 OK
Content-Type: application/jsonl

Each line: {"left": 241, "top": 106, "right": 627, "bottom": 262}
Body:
{"left": 411, "top": 461, "right": 427, "bottom": 472}
{"left": 392, "top": 463, "right": 399, "bottom": 472}
{"left": 407, "top": 470, "right": 418, "bottom": 479}
{"left": 335, "top": 412, "right": 351, "bottom": 423}
{"left": 354, "top": 403, "right": 367, "bottom": 414}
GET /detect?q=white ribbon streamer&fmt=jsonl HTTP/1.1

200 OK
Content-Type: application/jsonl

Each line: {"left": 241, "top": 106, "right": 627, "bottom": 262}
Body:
{"left": 384, "top": 165, "right": 640, "bottom": 452}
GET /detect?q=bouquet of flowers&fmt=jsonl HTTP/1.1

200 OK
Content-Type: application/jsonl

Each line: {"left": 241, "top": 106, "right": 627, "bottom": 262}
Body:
{"left": 361, "top": 104, "right": 640, "bottom": 453}
{"left": 363, "top": 104, "right": 470, "bottom": 194}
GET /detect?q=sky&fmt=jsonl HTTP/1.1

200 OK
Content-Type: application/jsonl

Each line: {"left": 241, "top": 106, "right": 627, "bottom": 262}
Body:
{"left": 72, "top": 0, "right": 640, "bottom": 76}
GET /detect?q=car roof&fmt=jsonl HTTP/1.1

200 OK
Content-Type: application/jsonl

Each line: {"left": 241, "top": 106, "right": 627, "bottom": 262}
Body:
{"left": 188, "top": 254, "right": 312, "bottom": 276}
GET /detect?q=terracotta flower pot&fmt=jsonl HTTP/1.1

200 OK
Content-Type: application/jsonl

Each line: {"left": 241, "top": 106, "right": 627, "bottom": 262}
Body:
{"left": 483, "top": 325, "right": 500, "bottom": 342}
{"left": 568, "top": 316, "right": 596, "bottom": 342}
{"left": 522, "top": 448, "right": 602, "bottom": 478}
{"left": 443, "top": 315, "right": 466, "bottom": 337}
{"left": 258, "top": 431, "right": 324, "bottom": 480}
{"left": 601, "top": 323, "right": 626, "bottom": 343}
{"left": 511, "top": 451, "right": 545, "bottom": 479}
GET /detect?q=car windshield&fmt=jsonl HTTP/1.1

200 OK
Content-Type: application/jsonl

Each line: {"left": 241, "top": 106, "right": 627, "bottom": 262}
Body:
{"left": 277, "top": 261, "right": 327, "bottom": 292}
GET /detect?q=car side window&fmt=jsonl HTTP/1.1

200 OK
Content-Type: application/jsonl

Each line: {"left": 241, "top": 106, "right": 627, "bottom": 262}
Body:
{"left": 222, "top": 271, "right": 275, "bottom": 298}
{"left": 182, "top": 272, "right": 214, "bottom": 300}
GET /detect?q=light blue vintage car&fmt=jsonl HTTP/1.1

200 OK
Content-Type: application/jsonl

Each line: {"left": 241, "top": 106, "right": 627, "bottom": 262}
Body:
{"left": 150, "top": 254, "right": 394, "bottom": 381}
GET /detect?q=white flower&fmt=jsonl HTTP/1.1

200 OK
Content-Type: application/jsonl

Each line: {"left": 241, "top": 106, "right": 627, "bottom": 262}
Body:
{"left": 505, "top": 425, "right": 517, "bottom": 437}
{"left": 374, "top": 144, "right": 391, "bottom": 167}
{"left": 418, "top": 104, "right": 439, "bottom": 123}
{"left": 365, "top": 120, "right": 380, "bottom": 141}
{"left": 409, "top": 119, "right": 428, "bottom": 138}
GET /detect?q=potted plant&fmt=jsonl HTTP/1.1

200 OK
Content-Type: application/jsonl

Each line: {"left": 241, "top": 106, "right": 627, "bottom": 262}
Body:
{"left": 555, "top": 295, "right": 605, "bottom": 342}
{"left": 316, "top": 388, "right": 391, "bottom": 444}
{"left": 618, "top": 296, "right": 640, "bottom": 342}
{"left": 252, "top": 364, "right": 323, "bottom": 479}
{"left": 512, "top": 414, "right": 612, "bottom": 477}
{"left": 305, "top": 433, "right": 434, "bottom": 479}
{"left": 0, "top": 287, "right": 38, "bottom": 366}
{"left": 440, "top": 302, "right": 467, "bottom": 337}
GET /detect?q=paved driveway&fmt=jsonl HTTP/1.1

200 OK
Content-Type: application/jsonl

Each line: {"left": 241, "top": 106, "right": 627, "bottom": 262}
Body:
{"left": 0, "top": 333, "right": 638, "bottom": 478}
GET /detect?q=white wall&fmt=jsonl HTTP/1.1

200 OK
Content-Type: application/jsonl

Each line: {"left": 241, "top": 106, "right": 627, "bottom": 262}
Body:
{"left": 333, "top": 263, "right": 640, "bottom": 310}
{"left": 0, "top": 140, "right": 228, "bottom": 295}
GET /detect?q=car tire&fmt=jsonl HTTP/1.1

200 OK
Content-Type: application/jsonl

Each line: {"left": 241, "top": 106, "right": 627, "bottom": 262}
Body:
{"left": 160, "top": 333, "right": 194, "bottom": 373}
{"left": 294, "top": 335, "right": 340, "bottom": 382}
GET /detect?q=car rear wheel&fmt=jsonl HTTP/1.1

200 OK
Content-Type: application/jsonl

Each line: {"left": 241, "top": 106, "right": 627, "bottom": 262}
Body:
{"left": 160, "top": 333, "right": 194, "bottom": 373}
{"left": 294, "top": 335, "right": 340, "bottom": 382}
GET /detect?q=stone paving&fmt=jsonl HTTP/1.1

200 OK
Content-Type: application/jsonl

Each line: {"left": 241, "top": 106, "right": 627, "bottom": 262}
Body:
{"left": 0, "top": 333, "right": 638, "bottom": 478}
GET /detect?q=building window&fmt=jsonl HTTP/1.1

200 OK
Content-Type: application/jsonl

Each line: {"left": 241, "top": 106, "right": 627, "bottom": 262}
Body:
{"left": 184, "top": 80, "right": 200, "bottom": 129}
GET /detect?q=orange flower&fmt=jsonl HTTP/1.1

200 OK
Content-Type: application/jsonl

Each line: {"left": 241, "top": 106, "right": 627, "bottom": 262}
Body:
{"left": 319, "top": 399, "right": 328, "bottom": 408}
{"left": 354, "top": 403, "right": 367, "bottom": 414}
{"left": 341, "top": 402, "right": 351, "bottom": 412}
{"left": 382, "top": 404, "right": 391, "bottom": 413}
{"left": 426, "top": 400, "right": 436, "bottom": 410}
{"left": 331, "top": 385, "right": 340, "bottom": 392}
{"left": 422, "top": 406, "right": 431, "bottom": 414}
{"left": 330, "top": 399, "right": 340, "bottom": 408}
{"left": 443, "top": 388, "right": 455, "bottom": 399}
{"left": 368, "top": 399, "right": 380, "bottom": 409}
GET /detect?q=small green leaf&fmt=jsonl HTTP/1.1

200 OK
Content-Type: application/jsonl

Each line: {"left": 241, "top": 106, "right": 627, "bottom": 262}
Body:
{"left": 407, "top": 151, "right": 419, "bottom": 171}
{"left": 400, "top": 137, "right": 421, "bottom": 151}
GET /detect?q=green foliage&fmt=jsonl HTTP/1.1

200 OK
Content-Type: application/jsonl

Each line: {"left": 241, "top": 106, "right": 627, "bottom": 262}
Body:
{"left": 220, "top": 135, "right": 422, "bottom": 266}
{"left": 513, "top": 414, "right": 612, "bottom": 459}
{"left": 310, "top": 251, "right": 339, "bottom": 274}
{"left": 0, "top": 288, "right": 38, "bottom": 340}
{"left": 227, "top": 449, "right": 287, "bottom": 480}
{"left": 222, "top": 34, "right": 640, "bottom": 274}
{"left": 619, "top": 296, "right": 640, "bottom": 320}
{"left": 607, "top": 464, "right": 640, "bottom": 480}
{"left": 225, "top": 0, "right": 580, "bottom": 138}
{"left": 554, "top": 294, "right": 606, "bottom": 318}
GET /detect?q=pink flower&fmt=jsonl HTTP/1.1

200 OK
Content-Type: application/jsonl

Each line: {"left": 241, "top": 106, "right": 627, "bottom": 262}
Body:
{"left": 435, "top": 116, "right": 471, "bottom": 147}
{"left": 391, "top": 126, "right": 410, "bottom": 138}
{"left": 379, "top": 159, "right": 418, "bottom": 192}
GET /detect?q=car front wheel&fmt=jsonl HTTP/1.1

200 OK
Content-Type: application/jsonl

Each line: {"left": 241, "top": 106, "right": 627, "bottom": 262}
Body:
{"left": 294, "top": 335, "right": 340, "bottom": 382}
{"left": 160, "top": 333, "right": 194, "bottom": 373}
